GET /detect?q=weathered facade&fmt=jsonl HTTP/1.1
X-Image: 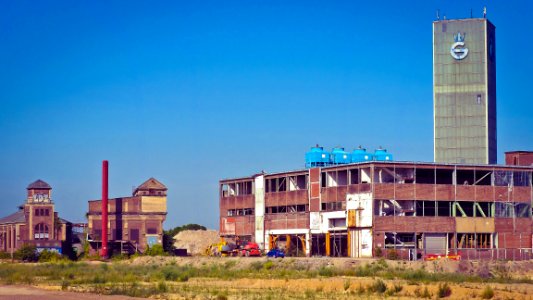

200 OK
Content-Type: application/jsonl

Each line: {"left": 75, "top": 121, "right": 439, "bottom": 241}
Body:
{"left": 0, "top": 180, "right": 72, "bottom": 255}
{"left": 220, "top": 154, "right": 533, "bottom": 260}
{"left": 433, "top": 17, "right": 497, "bottom": 164}
{"left": 87, "top": 178, "right": 167, "bottom": 254}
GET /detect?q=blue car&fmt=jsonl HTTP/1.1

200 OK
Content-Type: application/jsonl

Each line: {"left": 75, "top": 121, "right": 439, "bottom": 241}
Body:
{"left": 266, "top": 248, "right": 285, "bottom": 258}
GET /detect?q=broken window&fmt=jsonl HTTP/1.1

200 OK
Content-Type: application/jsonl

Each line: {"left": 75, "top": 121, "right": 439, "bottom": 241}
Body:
{"left": 395, "top": 168, "right": 415, "bottom": 184}
{"left": 494, "top": 202, "right": 513, "bottom": 217}
{"left": 266, "top": 177, "right": 287, "bottom": 192}
{"left": 329, "top": 218, "right": 346, "bottom": 228}
{"left": 457, "top": 169, "right": 475, "bottom": 185}
{"left": 514, "top": 203, "right": 531, "bottom": 218}
{"left": 385, "top": 232, "right": 415, "bottom": 248}
{"left": 349, "top": 169, "right": 359, "bottom": 184}
{"left": 424, "top": 201, "right": 436, "bottom": 216}
{"left": 326, "top": 171, "right": 338, "bottom": 187}
{"left": 436, "top": 169, "right": 454, "bottom": 184}
{"left": 416, "top": 168, "right": 435, "bottom": 184}
{"left": 374, "top": 200, "right": 415, "bottom": 216}
{"left": 513, "top": 171, "right": 529, "bottom": 187}
{"left": 494, "top": 171, "right": 512, "bottom": 186}
{"left": 236, "top": 181, "right": 253, "bottom": 195}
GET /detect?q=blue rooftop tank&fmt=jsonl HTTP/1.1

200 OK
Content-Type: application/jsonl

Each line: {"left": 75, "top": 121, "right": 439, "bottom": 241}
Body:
{"left": 351, "top": 146, "right": 373, "bottom": 162}
{"left": 305, "top": 146, "right": 331, "bottom": 168}
{"left": 331, "top": 147, "right": 351, "bottom": 165}
{"left": 374, "top": 148, "right": 393, "bottom": 161}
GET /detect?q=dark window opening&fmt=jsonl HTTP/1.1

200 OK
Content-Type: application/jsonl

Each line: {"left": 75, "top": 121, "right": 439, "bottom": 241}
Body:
{"left": 457, "top": 170, "right": 475, "bottom": 185}
{"left": 475, "top": 170, "right": 492, "bottom": 186}
{"left": 436, "top": 169, "right": 453, "bottom": 184}
{"left": 349, "top": 169, "right": 359, "bottom": 184}
{"left": 416, "top": 168, "right": 435, "bottom": 184}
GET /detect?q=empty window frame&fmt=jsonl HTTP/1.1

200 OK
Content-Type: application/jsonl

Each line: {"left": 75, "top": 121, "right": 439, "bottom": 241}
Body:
{"left": 514, "top": 203, "right": 531, "bottom": 218}
{"left": 349, "top": 169, "right": 359, "bottom": 185}
{"left": 288, "top": 174, "right": 307, "bottom": 191}
{"left": 494, "top": 171, "right": 512, "bottom": 186}
{"left": 221, "top": 183, "right": 236, "bottom": 197}
{"left": 374, "top": 200, "right": 415, "bottom": 216}
{"left": 374, "top": 167, "right": 395, "bottom": 183}
{"left": 361, "top": 168, "right": 372, "bottom": 184}
{"left": 337, "top": 170, "right": 348, "bottom": 186}
{"left": 395, "top": 168, "right": 415, "bottom": 184}
{"left": 321, "top": 201, "right": 344, "bottom": 211}
{"left": 513, "top": 171, "right": 530, "bottom": 187}
{"left": 436, "top": 169, "right": 454, "bottom": 184}
{"left": 228, "top": 208, "right": 255, "bottom": 216}
{"left": 385, "top": 232, "right": 415, "bottom": 248}
{"left": 266, "top": 205, "right": 306, "bottom": 214}
{"left": 416, "top": 168, "right": 435, "bottom": 184}
{"left": 236, "top": 181, "right": 253, "bottom": 195}
{"left": 474, "top": 170, "right": 492, "bottom": 186}
{"left": 457, "top": 169, "right": 475, "bottom": 185}
{"left": 437, "top": 201, "right": 451, "bottom": 217}
{"left": 266, "top": 177, "right": 287, "bottom": 192}
{"left": 494, "top": 202, "right": 514, "bottom": 217}
{"left": 457, "top": 233, "right": 492, "bottom": 249}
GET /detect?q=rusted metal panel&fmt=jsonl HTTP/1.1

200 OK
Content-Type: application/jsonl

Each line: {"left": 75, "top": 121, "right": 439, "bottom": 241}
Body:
{"left": 455, "top": 217, "right": 495, "bottom": 233}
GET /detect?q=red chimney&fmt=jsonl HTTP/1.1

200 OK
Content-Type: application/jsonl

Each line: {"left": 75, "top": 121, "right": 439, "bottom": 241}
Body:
{"left": 101, "top": 160, "right": 109, "bottom": 258}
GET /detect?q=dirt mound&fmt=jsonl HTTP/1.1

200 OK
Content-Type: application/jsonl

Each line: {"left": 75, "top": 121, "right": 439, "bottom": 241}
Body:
{"left": 173, "top": 229, "right": 220, "bottom": 255}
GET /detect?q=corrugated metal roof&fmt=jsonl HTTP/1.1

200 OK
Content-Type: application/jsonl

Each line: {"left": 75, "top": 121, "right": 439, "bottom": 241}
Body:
{"left": 0, "top": 210, "right": 26, "bottom": 224}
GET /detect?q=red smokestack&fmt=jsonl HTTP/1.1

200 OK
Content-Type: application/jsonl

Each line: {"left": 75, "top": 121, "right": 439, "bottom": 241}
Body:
{"left": 101, "top": 160, "right": 109, "bottom": 258}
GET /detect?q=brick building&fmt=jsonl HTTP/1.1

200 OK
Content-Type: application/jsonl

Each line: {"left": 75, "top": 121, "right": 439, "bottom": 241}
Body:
{"left": 87, "top": 178, "right": 167, "bottom": 254}
{"left": 0, "top": 180, "right": 72, "bottom": 255}
{"left": 219, "top": 152, "right": 533, "bottom": 260}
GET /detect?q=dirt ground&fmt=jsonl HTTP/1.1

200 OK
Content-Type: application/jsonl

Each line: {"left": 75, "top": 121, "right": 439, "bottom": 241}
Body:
{"left": 2, "top": 257, "right": 533, "bottom": 299}
{"left": 173, "top": 230, "right": 219, "bottom": 256}
{"left": 0, "top": 285, "right": 138, "bottom": 300}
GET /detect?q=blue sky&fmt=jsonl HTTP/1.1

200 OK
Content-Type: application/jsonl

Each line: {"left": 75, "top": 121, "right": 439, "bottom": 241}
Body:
{"left": 1, "top": 1, "right": 532, "bottom": 229}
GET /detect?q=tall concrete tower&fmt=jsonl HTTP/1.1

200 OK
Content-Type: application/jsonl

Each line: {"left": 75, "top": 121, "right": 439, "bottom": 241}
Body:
{"left": 433, "top": 17, "right": 496, "bottom": 164}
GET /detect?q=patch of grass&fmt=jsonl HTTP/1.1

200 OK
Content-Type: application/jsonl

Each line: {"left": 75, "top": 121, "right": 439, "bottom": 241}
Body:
{"left": 263, "top": 260, "right": 274, "bottom": 270}
{"left": 437, "top": 282, "right": 452, "bottom": 298}
{"left": 343, "top": 279, "right": 351, "bottom": 291}
{"left": 368, "top": 279, "right": 387, "bottom": 294}
{"left": 480, "top": 286, "right": 494, "bottom": 299}
{"left": 414, "top": 286, "right": 432, "bottom": 299}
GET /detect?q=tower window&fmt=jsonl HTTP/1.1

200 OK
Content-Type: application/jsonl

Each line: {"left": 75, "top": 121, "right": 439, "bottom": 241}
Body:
{"left": 34, "top": 223, "right": 49, "bottom": 240}
{"left": 35, "top": 209, "right": 40, "bottom": 216}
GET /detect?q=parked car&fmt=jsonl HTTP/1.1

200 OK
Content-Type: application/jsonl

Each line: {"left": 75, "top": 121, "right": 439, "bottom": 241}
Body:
{"left": 240, "top": 242, "right": 261, "bottom": 257}
{"left": 266, "top": 248, "right": 285, "bottom": 258}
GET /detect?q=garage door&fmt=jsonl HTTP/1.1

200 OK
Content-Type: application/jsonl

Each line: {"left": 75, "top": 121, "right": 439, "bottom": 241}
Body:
{"left": 424, "top": 234, "right": 446, "bottom": 254}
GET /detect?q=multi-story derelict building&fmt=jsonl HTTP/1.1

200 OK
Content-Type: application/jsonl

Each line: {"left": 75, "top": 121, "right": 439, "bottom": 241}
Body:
{"left": 219, "top": 149, "right": 533, "bottom": 260}
{"left": 87, "top": 177, "right": 167, "bottom": 254}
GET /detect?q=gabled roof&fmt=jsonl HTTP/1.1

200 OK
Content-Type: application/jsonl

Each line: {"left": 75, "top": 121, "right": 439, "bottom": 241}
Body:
{"left": 136, "top": 177, "right": 167, "bottom": 191}
{"left": 27, "top": 179, "right": 51, "bottom": 190}
{"left": 0, "top": 210, "right": 26, "bottom": 224}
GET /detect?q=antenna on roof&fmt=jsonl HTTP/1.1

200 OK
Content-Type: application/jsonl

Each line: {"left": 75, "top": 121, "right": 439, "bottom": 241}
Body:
{"left": 470, "top": 8, "right": 473, "bottom": 18}
{"left": 436, "top": 9, "right": 440, "bottom": 20}
{"left": 483, "top": 6, "right": 487, "bottom": 18}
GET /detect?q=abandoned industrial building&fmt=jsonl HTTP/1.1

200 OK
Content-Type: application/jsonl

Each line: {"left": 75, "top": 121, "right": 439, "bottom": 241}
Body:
{"left": 219, "top": 149, "right": 533, "bottom": 260}
{"left": 87, "top": 177, "right": 167, "bottom": 254}
{"left": 0, "top": 180, "right": 72, "bottom": 255}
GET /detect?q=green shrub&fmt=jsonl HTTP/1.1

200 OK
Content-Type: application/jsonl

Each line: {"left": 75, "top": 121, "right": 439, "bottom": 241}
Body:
{"left": 14, "top": 244, "right": 38, "bottom": 262}
{"left": 263, "top": 260, "right": 274, "bottom": 270}
{"left": 480, "top": 286, "right": 494, "bottom": 299}
{"left": 385, "top": 282, "right": 403, "bottom": 296}
{"left": 369, "top": 279, "right": 387, "bottom": 294}
{"left": 145, "top": 244, "right": 165, "bottom": 256}
{"left": 38, "top": 250, "right": 62, "bottom": 262}
{"left": 343, "top": 279, "right": 351, "bottom": 291}
{"left": 437, "top": 282, "right": 452, "bottom": 298}
{"left": 374, "top": 247, "right": 383, "bottom": 257}
{"left": 0, "top": 251, "right": 11, "bottom": 259}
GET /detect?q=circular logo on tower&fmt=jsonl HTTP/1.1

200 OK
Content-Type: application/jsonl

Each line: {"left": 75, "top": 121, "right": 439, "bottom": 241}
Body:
{"left": 450, "top": 32, "right": 469, "bottom": 60}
